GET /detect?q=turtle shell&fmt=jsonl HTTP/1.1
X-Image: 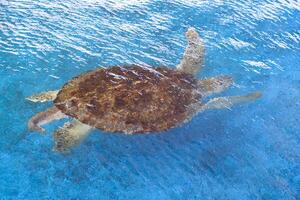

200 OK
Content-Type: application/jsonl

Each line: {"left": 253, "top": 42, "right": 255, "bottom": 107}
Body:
{"left": 54, "top": 65, "right": 201, "bottom": 134}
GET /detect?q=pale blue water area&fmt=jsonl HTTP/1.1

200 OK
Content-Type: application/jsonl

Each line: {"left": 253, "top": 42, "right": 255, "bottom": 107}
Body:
{"left": 0, "top": 0, "right": 300, "bottom": 199}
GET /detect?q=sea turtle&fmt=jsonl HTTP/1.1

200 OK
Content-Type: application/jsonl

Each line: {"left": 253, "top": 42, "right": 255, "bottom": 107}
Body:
{"left": 27, "top": 27, "right": 261, "bottom": 152}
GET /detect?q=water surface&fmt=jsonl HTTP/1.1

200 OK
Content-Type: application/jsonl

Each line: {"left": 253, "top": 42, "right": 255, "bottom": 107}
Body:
{"left": 0, "top": 0, "right": 299, "bottom": 199}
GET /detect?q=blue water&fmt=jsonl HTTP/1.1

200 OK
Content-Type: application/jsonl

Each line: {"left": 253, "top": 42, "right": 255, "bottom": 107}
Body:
{"left": 1, "top": 0, "right": 299, "bottom": 199}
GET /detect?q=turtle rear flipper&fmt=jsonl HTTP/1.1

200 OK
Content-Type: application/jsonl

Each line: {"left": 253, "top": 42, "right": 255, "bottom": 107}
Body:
{"left": 26, "top": 90, "right": 59, "bottom": 103}
{"left": 28, "top": 106, "right": 66, "bottom": 133}
{"left": 53, "top": 120, "right": 93, "bottom": 153}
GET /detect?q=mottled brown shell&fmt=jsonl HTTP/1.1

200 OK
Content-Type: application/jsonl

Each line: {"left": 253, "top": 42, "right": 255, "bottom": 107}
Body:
{"left": 54, "top": 65, "right": 201, "bottom": 134}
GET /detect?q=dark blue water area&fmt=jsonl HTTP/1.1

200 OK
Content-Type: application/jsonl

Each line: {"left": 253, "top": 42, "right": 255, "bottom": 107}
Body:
{"left": 0, "top": 0, "right": 299, "bottom": 199}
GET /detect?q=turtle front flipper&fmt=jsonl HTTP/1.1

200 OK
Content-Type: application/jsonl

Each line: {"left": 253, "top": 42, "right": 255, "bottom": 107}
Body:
{"left": 53, "top": 120, "right": 93, "bottom": 153}
{"left": 177, "top": 27, "right": 205, "bottom": 75}
{"left": 28, "top": 106, "right": 66, "bottom": 133}
{"left": 198, "top": 75, "right": 233, "bottom": 96}
{"left": 26, "top": 90, "right": 59, "bottom": 103}
{"left": 198, "top": 92, "right": 262, "bottom": 112}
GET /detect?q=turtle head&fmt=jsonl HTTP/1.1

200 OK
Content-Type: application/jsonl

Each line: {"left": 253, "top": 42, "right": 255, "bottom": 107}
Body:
{"left": 212, "top": 75, "right": 233, "bottom": 91}
{"left": 198, "top": 75, "right": 234, "bottom": 96}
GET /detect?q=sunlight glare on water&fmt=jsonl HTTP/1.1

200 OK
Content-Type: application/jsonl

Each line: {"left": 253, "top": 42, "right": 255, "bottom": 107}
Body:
{"left": 0, "top": 0, "right": 300, "bottom": 199}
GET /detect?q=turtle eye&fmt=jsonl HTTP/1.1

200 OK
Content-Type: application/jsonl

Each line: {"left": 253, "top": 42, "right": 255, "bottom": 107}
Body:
{"left": 217, "top": 80, "right": 223, "bottom": 85}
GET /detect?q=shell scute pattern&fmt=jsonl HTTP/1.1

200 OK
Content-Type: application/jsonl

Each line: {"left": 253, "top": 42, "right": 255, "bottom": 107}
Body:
{"left": 54, "top": 65, "right": 201, "bottom": 133}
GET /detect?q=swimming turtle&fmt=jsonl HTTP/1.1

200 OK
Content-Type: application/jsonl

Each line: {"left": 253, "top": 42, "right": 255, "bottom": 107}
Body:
{"left": 27, "top": 27, "right": 261, "bottom": 152}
